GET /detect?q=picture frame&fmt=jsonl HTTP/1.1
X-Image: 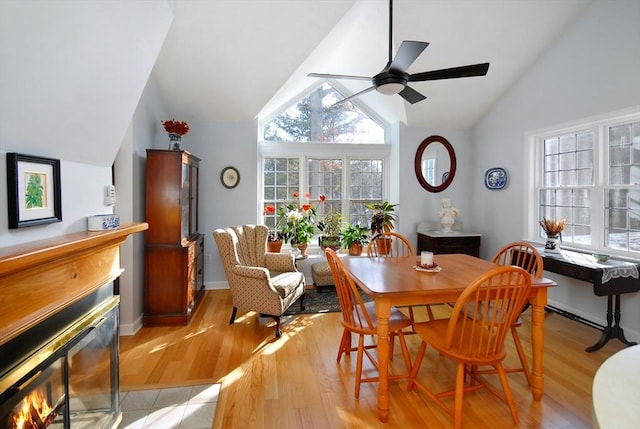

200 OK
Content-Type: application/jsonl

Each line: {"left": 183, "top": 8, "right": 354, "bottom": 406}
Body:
{"left": 6, "top": 153, "right": 62, "bottom": 229}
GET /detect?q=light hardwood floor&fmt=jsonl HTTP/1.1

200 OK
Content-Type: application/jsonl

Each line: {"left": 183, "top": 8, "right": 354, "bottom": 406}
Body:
{"left": 119, "top": 289, "right": 629, "bottom": 428}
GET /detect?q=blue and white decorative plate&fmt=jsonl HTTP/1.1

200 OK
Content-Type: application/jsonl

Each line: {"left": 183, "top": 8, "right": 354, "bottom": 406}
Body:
{"left": 484, "top": 167, "right": 508, "bottom": 190}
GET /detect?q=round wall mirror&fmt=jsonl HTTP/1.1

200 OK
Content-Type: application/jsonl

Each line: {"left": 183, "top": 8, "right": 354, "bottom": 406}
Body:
{"left": 414, "top": 135, "right": 457, "bottom": 193}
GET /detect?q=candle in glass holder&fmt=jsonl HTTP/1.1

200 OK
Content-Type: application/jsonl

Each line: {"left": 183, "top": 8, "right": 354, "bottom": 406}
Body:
{"left": 421, "top": 251, "right": 434, "bottom": 266}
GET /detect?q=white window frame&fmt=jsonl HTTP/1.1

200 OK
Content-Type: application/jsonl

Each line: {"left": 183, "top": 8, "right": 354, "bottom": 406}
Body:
{"left": 258, "top": 142, "right": 391, "bottom": 244}
{"left": 524, "top": 107, "right": 640, "bottom": 258}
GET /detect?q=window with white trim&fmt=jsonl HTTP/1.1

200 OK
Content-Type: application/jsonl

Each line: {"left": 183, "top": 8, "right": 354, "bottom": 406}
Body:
{"left": 260, "top": 83, "right": 390, "bottom": 236}
{"left": 261, "top": 155, "right": 385, "bottom": 231}
{"left": 531, "top": 111, "right": 640, "bottom": 255}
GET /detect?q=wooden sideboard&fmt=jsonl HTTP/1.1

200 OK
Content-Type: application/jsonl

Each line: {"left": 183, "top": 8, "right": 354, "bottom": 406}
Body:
{"left": 417, "top": 231, "right": 481, "bottom": 257}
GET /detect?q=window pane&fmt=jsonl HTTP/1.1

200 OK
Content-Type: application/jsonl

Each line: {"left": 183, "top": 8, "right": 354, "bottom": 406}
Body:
{"left": 577, "top": 131, "right": 593, "bottom": 151}
{"left": 264, "top": 83, "right": 384, "bottom": 143}
{"left": 263, "top": 157, "right": 300, "bottom": 228}
{"left": 349, "top": 159, "right": 383, "bottom": 224}
{"left": 609, "top": 122, "right": 640, "bottom": 186}
{"left": 558, "top": 151, "right": 575, "bottom": 171}
{"left": 540, "top": 131, "right": 594, "bottom": 245}
{"left": 308, "top": 158, "right": 343, "bottom": 220}
{"left": 605, "top": 188, "right": 640, "bottom": 251}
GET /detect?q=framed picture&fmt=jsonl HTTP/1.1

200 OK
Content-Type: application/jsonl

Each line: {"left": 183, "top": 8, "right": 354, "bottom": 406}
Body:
{"left": 6, "top": 153, "right": 62, "bottom": 229}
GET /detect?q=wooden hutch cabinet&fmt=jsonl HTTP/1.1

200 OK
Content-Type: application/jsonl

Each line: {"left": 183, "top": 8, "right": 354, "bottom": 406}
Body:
{"left": 144, "top": 149, "right": 204, "bottom": 326}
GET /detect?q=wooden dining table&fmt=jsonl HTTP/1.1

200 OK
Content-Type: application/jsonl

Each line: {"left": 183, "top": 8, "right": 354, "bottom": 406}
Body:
{"left": 343, "top": 253, "right": 557, "bottom": 423}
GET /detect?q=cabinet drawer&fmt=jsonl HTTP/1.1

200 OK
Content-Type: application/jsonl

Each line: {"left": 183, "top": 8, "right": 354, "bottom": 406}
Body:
{"left": 417, "top": 233, "right": 481, "bottom": 257}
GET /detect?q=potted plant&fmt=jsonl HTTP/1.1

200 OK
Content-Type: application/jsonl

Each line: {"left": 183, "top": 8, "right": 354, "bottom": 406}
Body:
{"left": 277, "top": 193, "right": 316, "bottom": 256}
{"left": 317, "top": 212, "right": 343, "bottom": 251}
{"left": 366, "top": 201, "right": 398, "bottom": 254}
{"left": 340, "top": 223, "right": 369, "bottom": 256}
{"left": 267, "top": 229, "right": 284, "bottom": 253}
{"left": 367, "top": 201, "right": 398, "bottom": 234}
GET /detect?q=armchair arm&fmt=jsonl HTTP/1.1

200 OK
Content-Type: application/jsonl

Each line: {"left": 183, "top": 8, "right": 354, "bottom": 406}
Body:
{"left": 232, "top": 265, "right": 270, "bottom": 280}
{"left": 265, "top": 252, "right": 298, "bottom": 273}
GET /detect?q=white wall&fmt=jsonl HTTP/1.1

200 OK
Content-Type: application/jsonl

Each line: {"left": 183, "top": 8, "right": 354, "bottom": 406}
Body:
{"left": 398, "top": 126, "right": 474, "bottom": 247}
{"left": 116, "top": 76, "right": 169, "bottom": 335}
{"left": 0, "top": 1, "right": 173, "bottom": 335}
{"left": 472, "top": 0, "right": 640, "bottom": 340}
{"left": 187, "top": 121, "right": 260, "bottom": 288}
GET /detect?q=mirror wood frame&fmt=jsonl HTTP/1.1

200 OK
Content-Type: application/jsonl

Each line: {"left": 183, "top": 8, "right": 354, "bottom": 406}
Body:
{"left": 414, "top": 135, "right": 457, "bottom": 193}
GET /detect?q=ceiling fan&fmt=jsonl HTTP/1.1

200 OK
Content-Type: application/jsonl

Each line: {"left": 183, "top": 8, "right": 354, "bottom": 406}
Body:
{"left": 307, "top": 0, "right": 489, "bottom": 105}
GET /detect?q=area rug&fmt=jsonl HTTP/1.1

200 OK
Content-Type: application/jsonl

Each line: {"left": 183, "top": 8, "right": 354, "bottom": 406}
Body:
{"left": 284, "top": 288, "right": 371, "bottom": 315}
{"left": 119, "top": 383, "right": 220, "bottom": 429}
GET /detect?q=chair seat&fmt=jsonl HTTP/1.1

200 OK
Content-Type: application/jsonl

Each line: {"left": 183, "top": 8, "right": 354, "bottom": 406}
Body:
{"left": 271, "top": 271, "right": 305, "bottom": 298}
{"left": 414, "top": 319, "right": 506, "bottom": 365}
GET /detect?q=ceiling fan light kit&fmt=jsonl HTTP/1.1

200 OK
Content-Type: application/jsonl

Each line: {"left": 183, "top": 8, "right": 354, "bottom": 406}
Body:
{"left": 308, "top": 0, "right": 489, "bottom": 106}
{"left": 376, "top": 82, "right": 405, "bottom": 95}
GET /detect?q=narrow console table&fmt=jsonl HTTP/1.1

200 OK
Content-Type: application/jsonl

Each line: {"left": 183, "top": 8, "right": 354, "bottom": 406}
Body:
{"left": 538, "top": 248, "right": 639, "bottom": 352}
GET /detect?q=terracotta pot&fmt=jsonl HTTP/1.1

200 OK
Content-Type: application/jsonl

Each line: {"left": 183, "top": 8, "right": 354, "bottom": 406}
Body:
{"left": 376, "top": 238, "right": 392, "bottom": 255}
{"left": 349, "top": 243, "right": 363, "bottom": 256}
{"left": 267, "top": 240, "right": 283, "bottom": 253}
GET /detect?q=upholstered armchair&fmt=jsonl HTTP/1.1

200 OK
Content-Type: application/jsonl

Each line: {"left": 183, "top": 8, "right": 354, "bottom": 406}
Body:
{"left": 213, "top": 224, "right": 305, "bottom": 338}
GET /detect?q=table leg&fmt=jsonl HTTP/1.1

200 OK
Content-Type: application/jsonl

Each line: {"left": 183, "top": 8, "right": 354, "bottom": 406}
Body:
{"left": 530, "top": 289, "right": 547, "bottom": 401}
{"left": 375, "top": 298, "right": 391, "bottom": 423}
{"left": 586, "top": 295, "right": 638, "bottom": 352}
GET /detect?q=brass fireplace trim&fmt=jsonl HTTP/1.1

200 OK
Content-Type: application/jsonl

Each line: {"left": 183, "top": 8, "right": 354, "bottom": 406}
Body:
{"left": 0, "top": 295, "right": 120, "bottom": 394}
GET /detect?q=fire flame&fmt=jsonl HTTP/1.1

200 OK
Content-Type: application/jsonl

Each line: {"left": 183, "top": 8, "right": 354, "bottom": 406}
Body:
{"left": 10, "top": 390, "right": 54, "bottom": 429}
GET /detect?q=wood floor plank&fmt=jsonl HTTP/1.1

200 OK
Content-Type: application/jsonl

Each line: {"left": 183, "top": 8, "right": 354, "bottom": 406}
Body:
{"left": 119, "top": 290, "right": 629, "bottom": 428}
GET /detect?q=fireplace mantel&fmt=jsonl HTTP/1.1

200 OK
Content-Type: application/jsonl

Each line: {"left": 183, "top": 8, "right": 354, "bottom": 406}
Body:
{"left": 0, "top": 222, "right": 148, "bottom": 346}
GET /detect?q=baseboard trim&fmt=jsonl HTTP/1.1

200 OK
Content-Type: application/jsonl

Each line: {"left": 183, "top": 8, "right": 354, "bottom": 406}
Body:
{"left": 119, "top": 314, "right": 143, "bottom": 336}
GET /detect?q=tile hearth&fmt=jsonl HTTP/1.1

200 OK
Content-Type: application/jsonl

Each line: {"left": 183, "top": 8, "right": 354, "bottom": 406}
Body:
{"left": 119, "top": 384, "right": 220, "bottom": 429}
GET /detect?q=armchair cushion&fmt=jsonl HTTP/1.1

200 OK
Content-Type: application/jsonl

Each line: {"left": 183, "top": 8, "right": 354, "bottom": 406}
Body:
{"left": 271, "top": 272, "right": 305, "bottom": 298}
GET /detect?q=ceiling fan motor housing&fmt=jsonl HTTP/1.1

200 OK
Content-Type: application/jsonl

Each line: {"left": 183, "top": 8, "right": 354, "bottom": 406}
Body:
{"left": 374, "top": 71, "right": 409, "bottom": 89}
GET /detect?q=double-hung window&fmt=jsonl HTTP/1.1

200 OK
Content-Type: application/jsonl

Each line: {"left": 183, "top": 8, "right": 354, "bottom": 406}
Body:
{"left": 529, "top": 109, "right": 640, "bottom": 255}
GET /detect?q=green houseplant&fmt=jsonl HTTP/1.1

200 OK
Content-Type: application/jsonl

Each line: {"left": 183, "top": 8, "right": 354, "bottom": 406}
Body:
{"left": 367, "top": 201, "right": 398, "bottom": 234}
{"left": 317, "top": 212, "right": 343, "bottom": 250}
{"left": 340, "top": 223, "right": 369, "bottom": 256}
{"left": 366, "top": 201, "right": 398, "bottom": 255}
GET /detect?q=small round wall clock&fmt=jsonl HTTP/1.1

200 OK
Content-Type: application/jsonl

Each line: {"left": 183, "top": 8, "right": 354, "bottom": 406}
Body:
{"left": 220, "top": 166, "right": 240, "bottom": 189}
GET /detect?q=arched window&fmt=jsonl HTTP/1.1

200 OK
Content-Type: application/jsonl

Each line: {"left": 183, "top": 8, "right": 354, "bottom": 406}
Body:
{"left": 263, "top": 83, "right": 385, "bottom": 143}
{"left": 259, "top": 83, "right": 390, "bottom": 240}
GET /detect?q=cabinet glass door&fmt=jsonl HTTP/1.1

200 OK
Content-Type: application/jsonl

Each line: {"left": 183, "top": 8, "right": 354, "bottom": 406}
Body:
{"left": 190, "top": 165, "right": 198, "bottom": 236}
{"left": 181, "top": 162, "right": 190, "bottom": 239}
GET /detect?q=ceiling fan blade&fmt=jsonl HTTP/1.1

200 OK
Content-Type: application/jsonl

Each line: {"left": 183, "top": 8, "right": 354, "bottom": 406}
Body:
{"left": 398, "top": 86, "right": 426, "bottom": 104}
{"left": 409, "top": 62, "right": 490, "bottom": 82}
{"left": 307, "top": 72, "right": 371, "bottom": 81}
{"left": 389, "top": 41, "right": 429, "bottom": 73}
{"left": 328, "top": 86, "right": 376, "bottom": 108}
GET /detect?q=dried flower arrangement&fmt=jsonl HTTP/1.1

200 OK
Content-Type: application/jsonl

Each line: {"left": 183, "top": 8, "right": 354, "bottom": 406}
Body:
{"left": 539, "top": 218, "right": 566, "bottom": 236}
{"left": 162, "top": 119, "right": 190, "bottom": 136}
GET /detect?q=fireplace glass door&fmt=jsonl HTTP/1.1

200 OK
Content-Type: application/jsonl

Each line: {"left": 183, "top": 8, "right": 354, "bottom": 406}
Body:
{"left": 1, "top": 296, "right": 120, "bottom": 429}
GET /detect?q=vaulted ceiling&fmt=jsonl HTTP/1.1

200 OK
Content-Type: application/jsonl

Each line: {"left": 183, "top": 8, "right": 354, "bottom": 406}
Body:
{"left": 1, "top": 0, "right": 592, "bottom": 167}
{"left": 153, "top": 0, "right": 591, "bottom": 129}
